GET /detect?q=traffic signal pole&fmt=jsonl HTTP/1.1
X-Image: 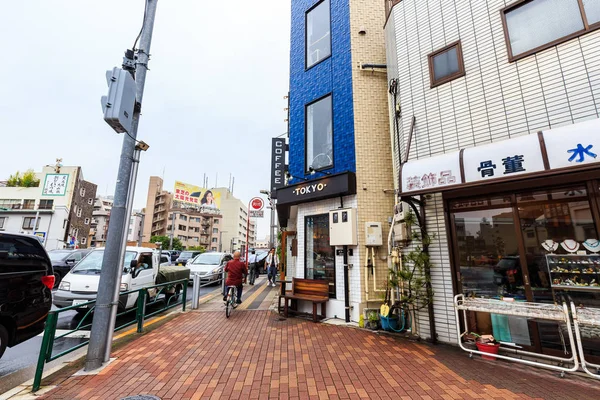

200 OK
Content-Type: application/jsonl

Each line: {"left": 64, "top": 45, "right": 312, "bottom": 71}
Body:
{"left": 85, "top": 0, "right": 158, "bottom": 371}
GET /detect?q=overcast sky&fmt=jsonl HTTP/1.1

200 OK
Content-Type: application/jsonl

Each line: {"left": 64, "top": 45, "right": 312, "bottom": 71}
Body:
{"left": 0, "top": 0, "right": 290, "bottom": 239}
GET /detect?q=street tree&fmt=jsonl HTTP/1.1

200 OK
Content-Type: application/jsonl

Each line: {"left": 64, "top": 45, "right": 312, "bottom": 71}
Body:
{"left": 151, "top": 235, "right": 183, "bottom": 251}
{"left": 187, "top": 246, "right": 206, "bottom": 252}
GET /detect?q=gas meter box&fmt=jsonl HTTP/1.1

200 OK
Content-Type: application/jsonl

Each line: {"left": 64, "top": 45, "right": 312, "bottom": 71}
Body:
{"left": 365, "top": 222, "right": 383, "bottom": 246}
{"left": 329, "top": 208, "right": 357, "bottom": 246}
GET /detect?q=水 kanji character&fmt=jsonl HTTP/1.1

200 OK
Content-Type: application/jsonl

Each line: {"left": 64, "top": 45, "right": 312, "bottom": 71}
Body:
{"left": 502, "top": 155, "right": 526, "bottom": 174}
{"left": 477, "top": 160, "right": 497, "bottom": 178}
{"left": 567, "top": 144, "right": 597, "bottom": 163}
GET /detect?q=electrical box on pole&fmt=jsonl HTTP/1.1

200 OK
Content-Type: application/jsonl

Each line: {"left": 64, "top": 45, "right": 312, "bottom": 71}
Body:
{"left": 101, "top": 67, "right": 136, "bottom": 133}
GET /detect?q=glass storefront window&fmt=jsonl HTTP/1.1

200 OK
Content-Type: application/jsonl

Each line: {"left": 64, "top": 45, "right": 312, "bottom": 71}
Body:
{"left": 454, "top": 208, "right": 525, "bottom": 299}
{"left": 305, "top": 214, "right": 335, "bottom": 297}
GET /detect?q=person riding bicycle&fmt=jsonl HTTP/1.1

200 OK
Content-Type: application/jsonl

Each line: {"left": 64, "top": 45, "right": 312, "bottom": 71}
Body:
{"left": 223, "top": 251, "right": 247, "bottom": 304}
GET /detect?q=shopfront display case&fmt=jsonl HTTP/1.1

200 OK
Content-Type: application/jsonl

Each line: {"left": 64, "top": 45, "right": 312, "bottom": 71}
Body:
{"left": 546, "top": 254, "right": 600, "bottom": 291}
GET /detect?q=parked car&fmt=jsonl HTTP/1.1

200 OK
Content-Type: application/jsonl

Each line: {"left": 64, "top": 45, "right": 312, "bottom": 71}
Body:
{"left": 0, "top": 232, "right": 55, "bottom": 358}
{"left": 175, "top": 251, "right": 203, "bottom": 266}
{"left": 160, "top": 251, "right": 172, "bottom": 266}
{"left": 53, "top": 247, "right": 189, "bottom": 313}
{"left": 48, "top": 249, "right": 91, "bottom": 288}
{"left": 168, "top": 250, "right": 181, "bottom": 262}
{"left": 187, "top": 252, "right": 233, "bottom": 284}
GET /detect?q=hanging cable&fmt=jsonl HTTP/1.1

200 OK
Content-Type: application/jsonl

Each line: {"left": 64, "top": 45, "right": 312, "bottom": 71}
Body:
{"left": 132, "top": 0, "right": 149, "bottom": 51}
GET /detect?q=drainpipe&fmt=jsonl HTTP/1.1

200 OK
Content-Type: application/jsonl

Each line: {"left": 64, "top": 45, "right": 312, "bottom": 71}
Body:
{"left": 343, "top": 245, "right": 350, "bottom": 323}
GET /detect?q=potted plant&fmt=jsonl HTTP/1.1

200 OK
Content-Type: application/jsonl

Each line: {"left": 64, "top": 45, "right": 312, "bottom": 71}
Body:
{"left": 366, "top": 310, "right": 379, "bottom": 330}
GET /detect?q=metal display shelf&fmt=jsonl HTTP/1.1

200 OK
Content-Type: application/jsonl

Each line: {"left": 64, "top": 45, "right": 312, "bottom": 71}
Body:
{"left": 571, "top": 303, "right": 600, "bottom": 379}
{"left": 546, "top": 254, "right": 600, "bottom": 291}
{"left": 454, "top": 294, "right": 579, "bottom": 376}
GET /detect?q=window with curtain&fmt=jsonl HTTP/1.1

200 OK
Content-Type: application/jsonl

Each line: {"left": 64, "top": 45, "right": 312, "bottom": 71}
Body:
{"left": 306, "top": 95, "right": 333, "bottom": 172}
{"left": 428, "top": 42, "right": 465, "bottom": 87}
{"left": 306, "top": 0, "right": 331, "bottom": 68}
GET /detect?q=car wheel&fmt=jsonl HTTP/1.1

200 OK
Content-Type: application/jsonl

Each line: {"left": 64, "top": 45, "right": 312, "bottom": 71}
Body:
{"left": 53, "top": 272, "right": 62, "bottom": 289}
{"left": 0, "top": 324, "right": 8, "bottom": 359}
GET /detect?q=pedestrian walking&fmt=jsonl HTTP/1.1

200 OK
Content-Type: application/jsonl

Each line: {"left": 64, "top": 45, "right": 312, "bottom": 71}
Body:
{"left": 223, "top": 251, "right": 248, "bottom": 304}
{"left": 248, "top": 251, "right": 258, "bottom": 285}
{"left": 265, "top": 247, "right": 279, "bottom": 287}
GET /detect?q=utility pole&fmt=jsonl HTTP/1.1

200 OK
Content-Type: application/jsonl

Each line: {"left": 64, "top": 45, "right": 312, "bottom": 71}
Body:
{"left": 85, "top": 0, "right": 158, "bottom": 371}
{"left": 169, "top": 211, "right": 176, "bottom": 249}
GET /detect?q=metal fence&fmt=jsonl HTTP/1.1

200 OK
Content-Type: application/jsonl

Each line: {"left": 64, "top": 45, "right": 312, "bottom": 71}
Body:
{"left": 33, "top": 278, "right": 188, "bottom": 392}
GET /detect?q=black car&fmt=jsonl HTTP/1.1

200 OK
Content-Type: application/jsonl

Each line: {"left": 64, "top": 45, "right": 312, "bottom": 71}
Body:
{"left": 48, "top": 249, "right": 91, "bottom": 288}
{"left": 0, "top": 233, "right": 54, "bottom": 358}
{"left": 168, "top": 250, "right": 181, "bottom": 263}
{"left": 175, "top": 251, "right": 203, "bottom": 266}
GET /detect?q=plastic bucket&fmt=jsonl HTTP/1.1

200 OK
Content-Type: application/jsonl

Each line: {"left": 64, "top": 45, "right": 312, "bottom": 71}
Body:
{"left": 476, "top": 342, "right": 500, "bottom": 360}
{"left": 380, "top": 315, "right": 399, "bottom": 331}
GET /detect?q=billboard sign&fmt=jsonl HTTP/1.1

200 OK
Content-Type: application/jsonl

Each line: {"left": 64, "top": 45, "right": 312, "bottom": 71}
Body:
{"left": 42, "top": 174, "right": 69, "bottom": 196}
{"left": 270, "top": 138, "right": 286, "bottom": 198}
{"left": 173, "top": 181, "right": 221, "bottom": 209}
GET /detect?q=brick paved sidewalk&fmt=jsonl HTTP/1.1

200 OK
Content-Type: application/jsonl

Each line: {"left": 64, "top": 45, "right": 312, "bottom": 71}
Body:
{"left": 38, "top": 309, "right": 600, "bottom": 400}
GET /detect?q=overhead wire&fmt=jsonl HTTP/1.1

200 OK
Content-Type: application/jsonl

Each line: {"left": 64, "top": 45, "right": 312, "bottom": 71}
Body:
{"left": 132, "top": 0, "right": 148, "bottom": 51}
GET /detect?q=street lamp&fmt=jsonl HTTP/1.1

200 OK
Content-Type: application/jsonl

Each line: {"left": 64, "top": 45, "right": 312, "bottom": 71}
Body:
{"left": 260, "top": 190, "right": 276, "bottom": 250}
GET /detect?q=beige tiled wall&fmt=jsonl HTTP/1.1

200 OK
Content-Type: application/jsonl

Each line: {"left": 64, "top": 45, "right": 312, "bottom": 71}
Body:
{"left": 349, "top": 0, "right": 395, "bottom": 308}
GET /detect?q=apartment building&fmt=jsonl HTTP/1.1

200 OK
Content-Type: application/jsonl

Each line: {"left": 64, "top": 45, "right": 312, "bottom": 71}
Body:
{"left": 141, "top": 177, "right": 257, "bottom": 252}
{"left": 127, "top": 211, "right": 144, "bottom": 244}
{"left": 0, "top": 164, "right": 96, "bottom": 249}
{"left": 385, "top": 0, "right": 600, "bottom": 359}
{"left": 90, "top": 196, "right": 113, "bottom": 247}
{"left": 276, "top": 0, "right": 394, "bottom": 322}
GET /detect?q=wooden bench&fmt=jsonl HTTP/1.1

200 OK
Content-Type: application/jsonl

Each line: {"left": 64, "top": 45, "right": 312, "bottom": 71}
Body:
{"left": 282, "top": 278, "right": 329, "bottom": 322}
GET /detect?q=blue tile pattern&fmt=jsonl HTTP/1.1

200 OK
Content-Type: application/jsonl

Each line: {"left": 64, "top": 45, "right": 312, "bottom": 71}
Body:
{"left": 289, "top": 0, "right": 355, "bottom": 183}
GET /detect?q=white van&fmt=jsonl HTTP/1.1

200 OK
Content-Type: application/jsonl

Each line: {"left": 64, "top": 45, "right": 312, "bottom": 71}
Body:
{"left": 53, "top": 247, "right": 188, "bottom": 312}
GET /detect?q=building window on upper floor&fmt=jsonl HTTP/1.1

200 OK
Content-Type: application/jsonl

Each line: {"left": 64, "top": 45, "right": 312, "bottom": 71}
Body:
{"left": 306, "top": 94, "right": 333, "bottom": 172}
{"left": 39, "top": 199, "right": 53, "bottom": 210}
{"left": 213, "top": 227, "right": 218, "bottom": 234}
{"left": 23, "top": 199, "right": 35, "bottom": 210}
{"left": 81, "top": 237, "right": 87, "bottom": 245}
{"left": 85, "top": 218, "right": 90, "bottom": 225}
{"left": 88, "top": 198, "right": 93, "bottom": 205}
{"left": 212, "top": 238, "right": 218, "bottom": 243}
{"left": 428, "top": 41, "right": 465, "bottom": 88}
{"left": 502, "top": 0, "right": 600, "bottom": 62}
{"left": 306, "top": 0, "right": 331, "bottom": 69}
{"left": 80, "top": 188, "right": 86, "bottom": 197}
{"left": 212, "top": 247, "right": 217, "bottom": 251}
{"left": 76, "top": 206, "right": 82, "bottom": 218}
{"left": 214, "top": 219, "right": 219, "bottom": 224}
{"left": 22, "top": 217, "right": 40, "bottom": 230}
{"left": 180, "top": 215, "right": 188, "bottom": 221}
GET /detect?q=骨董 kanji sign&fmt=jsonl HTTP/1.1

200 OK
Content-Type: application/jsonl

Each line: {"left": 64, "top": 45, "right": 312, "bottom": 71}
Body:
{"left": 400, "top": 117, "right": 600, "bottom": 195}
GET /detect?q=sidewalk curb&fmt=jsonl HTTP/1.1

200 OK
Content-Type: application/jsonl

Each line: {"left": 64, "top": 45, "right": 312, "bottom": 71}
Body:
{"left": 1, "top": 290, "right": 221, "bottom": 400}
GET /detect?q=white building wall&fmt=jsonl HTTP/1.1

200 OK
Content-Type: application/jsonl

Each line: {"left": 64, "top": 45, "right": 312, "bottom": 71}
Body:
{"left": 385, "top": 0, "right": 600, "bottom": 344}
{"left": 294, "top": 195, "right": 362, "bottom": 322}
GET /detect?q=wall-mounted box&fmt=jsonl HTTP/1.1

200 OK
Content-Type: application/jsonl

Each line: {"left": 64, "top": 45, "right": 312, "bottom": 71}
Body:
{"left": 329, "top": 208, "right": 357, "bottom": 246}
{"left": 365, "top": 222, "right": 383, "bottom": 246}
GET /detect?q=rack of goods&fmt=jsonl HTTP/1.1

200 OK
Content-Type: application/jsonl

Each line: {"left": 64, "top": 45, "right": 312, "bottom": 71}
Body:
{"left": 454, "top": 294, "right": 579, "bottom": 375}
{"left": 546, "top": 254, "right": 600, "bottom": 290}
{"left": 571, "top": 303, "right": 600, "bottom": 379}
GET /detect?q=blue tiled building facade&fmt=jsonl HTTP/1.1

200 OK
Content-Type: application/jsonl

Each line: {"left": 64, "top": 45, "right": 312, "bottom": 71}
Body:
{"left": 288, "top": 0, "right": 355, "bottom": 181}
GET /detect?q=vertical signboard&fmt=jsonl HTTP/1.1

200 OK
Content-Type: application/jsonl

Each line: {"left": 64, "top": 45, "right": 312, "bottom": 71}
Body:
{"left": 270, "top": 138, "right": 286, "bottom": 198}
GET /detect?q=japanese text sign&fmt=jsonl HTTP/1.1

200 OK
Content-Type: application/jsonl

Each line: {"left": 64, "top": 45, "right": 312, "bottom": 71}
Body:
{"left": 401, "top": 153, "right": 461, "bottom": 194}
{"left": 42, "top": 174, "right": 69, "bottom": 196}
{"left": 173, "top": 181, "right": 221, "bottom": 209}
{"left": 462, "top": 134, "right": 545, "bottom": 183}
{"left": 543, "top": 118, "right": 600, "bottom": 170}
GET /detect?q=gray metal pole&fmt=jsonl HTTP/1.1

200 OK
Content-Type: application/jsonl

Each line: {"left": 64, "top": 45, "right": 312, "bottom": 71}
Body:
{"left": 85, "top": 0, "right": 158, "bottom": 371}
{"left": 169, "top": 212, "right": 176, "bottom": 249}
{"left": 103, "top": 148, "right": 141, "bottom": 362}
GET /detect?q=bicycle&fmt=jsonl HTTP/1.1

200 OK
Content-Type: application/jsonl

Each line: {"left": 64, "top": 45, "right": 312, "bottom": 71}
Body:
{"left": 224, "top": 285, "right": 238, "bottom": 318}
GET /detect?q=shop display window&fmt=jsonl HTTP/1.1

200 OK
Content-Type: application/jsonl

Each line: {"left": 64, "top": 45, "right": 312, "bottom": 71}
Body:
{"left": 305, "top": 214, "right": 336, "bottom": 297}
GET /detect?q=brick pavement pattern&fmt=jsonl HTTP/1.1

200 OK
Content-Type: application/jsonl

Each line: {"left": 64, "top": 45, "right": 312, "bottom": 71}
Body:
{"left": 39, "top": 310, "right": 600, "bottom": 400}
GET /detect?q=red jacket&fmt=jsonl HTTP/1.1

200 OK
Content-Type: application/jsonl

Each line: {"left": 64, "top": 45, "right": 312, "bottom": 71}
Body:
{"left": 225, "top": 259, "right": 247, "bottom": 286}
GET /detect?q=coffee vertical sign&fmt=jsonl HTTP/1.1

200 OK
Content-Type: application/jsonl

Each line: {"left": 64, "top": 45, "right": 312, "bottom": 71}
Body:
{"left": 270, "top": 138, "right": 286, "bottom": 198}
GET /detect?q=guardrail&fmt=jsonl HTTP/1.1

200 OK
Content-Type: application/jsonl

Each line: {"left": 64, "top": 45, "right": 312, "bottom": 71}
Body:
{"left": 33, "top": 278, "right": 188, "bottom": 392}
